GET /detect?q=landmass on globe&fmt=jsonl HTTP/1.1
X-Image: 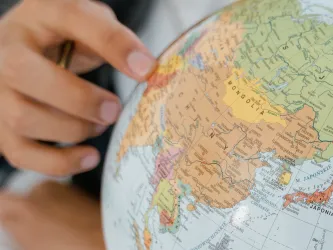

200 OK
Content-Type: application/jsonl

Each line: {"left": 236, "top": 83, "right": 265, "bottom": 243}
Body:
{"left": 102, "top": 0, "right": 333, "bottom": 249}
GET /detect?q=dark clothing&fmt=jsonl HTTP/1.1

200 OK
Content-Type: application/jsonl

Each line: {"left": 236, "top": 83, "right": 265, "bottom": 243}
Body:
{"left": 72, "top": 66, "right": 114, "bottom": 199}
{"left": 0, "top": 0, "right": 154, "bottom": 199}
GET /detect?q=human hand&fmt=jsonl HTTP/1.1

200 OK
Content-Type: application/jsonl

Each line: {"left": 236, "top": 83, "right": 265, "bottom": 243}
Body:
{"left": 0, "top": 0, "right": 156, "bottom": 176}
{"left": 0, "top": 181, "right": 105, "bottom": 250}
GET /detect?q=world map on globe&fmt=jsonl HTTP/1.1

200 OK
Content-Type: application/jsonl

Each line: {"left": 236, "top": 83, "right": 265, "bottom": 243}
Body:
{"left": 102, "top": 0, "right": 333, "bottom": 249}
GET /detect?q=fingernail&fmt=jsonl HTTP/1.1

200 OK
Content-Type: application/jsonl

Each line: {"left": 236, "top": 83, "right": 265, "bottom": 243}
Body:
{"left": 81, "top": 154, "right": 100, "bottom": 170}
{"left": 127, "top": 50, "right": 156, "bottom": 77}
{"left": 96, "top": 124, "right": 108, "bottom": 135}
{"left": 100, "top": 101, "right": 120, "bottom": 124}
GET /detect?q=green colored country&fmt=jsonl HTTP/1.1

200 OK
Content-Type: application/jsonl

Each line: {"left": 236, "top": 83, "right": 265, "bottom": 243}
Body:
{"left": 178, "top": 179, "right": 192, "bottom": 196}
{"left": 152, "top": 179, "right": 176, "bottom": 214}
{"left": 314, "top": 143, "right": 333, "bottom": 163}
{"left": 229, "top": 0, "right": 333, "bottom": 148}
{"left": 179, "top": 31, "right": 204, "bottom": 56}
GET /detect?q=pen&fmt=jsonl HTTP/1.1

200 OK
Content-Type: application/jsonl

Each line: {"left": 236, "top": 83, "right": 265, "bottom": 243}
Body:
{"left": 57, "top": 41, "right": 75, "bottom": 69}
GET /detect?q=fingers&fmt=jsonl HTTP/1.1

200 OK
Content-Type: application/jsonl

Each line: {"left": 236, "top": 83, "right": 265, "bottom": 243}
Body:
{"left": 0, "top": 47, "right": 108, "bottom": 175}
{"left": 0, "top": 0, "right": 158, "bottom": 176}
{"left": 0, "top": 46, "right": 121, "bottom": 125}
{"left": 18, "top": 0, "right": 157, "bottom": 81}
{"left": 0, "top": 88, "right": 107, "bottom": 143}
{"left": 0, "top": 122, "right": 100, "bottom": 176}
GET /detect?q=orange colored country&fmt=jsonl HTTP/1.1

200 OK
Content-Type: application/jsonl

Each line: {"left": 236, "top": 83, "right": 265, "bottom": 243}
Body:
{"left": 143, "top": 228, "right": 152, "bottom": 250}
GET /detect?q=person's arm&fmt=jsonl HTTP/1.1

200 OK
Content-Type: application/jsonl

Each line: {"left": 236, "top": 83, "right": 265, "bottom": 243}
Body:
{"left": 0, "top": 181, "right": 105, "bottom": 250}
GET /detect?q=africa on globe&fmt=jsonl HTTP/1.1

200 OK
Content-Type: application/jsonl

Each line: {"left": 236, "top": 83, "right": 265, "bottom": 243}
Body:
{"left": 102, "top": 0, "right": 333, "bottom": 249}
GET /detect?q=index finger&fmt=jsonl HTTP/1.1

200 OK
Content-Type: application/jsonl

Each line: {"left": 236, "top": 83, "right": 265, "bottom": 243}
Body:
{"left": 17, "top": 0, "right": 157, "bottom": 82}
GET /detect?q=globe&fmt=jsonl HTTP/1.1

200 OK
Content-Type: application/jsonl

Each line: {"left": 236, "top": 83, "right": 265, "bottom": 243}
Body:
{"left": 102, "top": 0, "right": 333, "bottom": 249}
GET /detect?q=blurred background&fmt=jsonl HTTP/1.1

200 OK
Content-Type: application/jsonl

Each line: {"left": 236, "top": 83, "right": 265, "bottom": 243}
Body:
{"left": 0, "top": 0, "right": 234, "bottom": 248}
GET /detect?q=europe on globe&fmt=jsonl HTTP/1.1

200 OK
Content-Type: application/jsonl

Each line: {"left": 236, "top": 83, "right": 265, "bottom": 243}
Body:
{"left": 102, "top": 0, "right": 333, "bottom": 249}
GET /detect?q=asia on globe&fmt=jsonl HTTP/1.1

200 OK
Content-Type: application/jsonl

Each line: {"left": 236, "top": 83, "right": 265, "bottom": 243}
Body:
{"left": 102, "top": 0, "right": 333, "bottom": 249}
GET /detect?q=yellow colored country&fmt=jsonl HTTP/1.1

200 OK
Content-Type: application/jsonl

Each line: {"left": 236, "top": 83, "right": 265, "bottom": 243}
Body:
{"left": 223, "top": 68, "right": 287, "bottom": 126}
{"left": 152, "top": 179, "right": 176, "bottom": 213}
{"left": 279, "top": 171, "right": 292, "bottom": 185}
{"left": 157, "top": 55, "right": 185, "bottom": 75}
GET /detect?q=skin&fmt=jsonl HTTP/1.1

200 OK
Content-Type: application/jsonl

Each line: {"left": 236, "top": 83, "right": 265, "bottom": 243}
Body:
{"left": 0, "top": 181, "right": 105, "bottom": 250}
{"left": 0, "top": 0, "right": 157, "bottom": 176}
